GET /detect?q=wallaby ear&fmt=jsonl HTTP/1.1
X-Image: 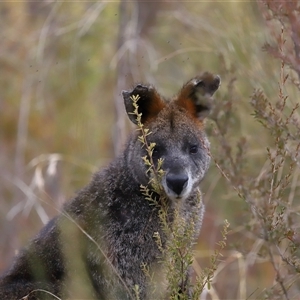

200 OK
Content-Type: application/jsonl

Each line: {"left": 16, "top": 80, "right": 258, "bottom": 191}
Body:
{"left": 176, "top": 72, "right": 221, "bottom": 120}
{"left": 122, "top": 84, "right": 165, "bottom": 125}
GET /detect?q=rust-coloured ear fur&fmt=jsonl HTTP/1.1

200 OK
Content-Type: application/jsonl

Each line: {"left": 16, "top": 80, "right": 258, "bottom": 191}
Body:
{"left": 176, "top": 72, "right": 221, "bottom": 120}
{"left": 122, "top": 84, "right": 165, "bottom": 125}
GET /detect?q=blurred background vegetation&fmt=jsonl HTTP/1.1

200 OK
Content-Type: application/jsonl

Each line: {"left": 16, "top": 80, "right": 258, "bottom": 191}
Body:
{"left": 1, "top": 1, "right": 300, "bottom": 299}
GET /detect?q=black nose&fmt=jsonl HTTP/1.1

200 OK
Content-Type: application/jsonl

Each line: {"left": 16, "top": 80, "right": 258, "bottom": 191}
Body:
{"left": 166, "top": 174, "right": 188, "bottom": 196}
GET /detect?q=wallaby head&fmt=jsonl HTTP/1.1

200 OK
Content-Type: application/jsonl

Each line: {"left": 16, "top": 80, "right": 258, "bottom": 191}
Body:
{"left": 122, "top": 72, "right": 221, "bottom": 202}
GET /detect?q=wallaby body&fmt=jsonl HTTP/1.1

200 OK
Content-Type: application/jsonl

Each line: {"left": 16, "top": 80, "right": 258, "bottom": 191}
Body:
{"left": 0, "top": 73, "right": 220, "bottom": 300}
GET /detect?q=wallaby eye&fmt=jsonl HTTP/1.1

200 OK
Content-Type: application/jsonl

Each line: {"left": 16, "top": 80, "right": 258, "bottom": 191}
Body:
{"left": 189, "top": 145, "right": 198, "bottom": 154}
{"left": 152, "top": 145, "right": 160, "bottom": 157}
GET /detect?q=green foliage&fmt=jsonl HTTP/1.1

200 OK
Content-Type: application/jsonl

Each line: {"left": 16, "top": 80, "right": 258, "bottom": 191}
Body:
{"left": 193, "top": 220, "right": 229, "bottom": 298}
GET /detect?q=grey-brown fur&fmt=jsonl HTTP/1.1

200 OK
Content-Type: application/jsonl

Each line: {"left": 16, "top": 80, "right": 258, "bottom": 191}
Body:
{"left": 0, "top": 73, "right": 220, "bottom": 300}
